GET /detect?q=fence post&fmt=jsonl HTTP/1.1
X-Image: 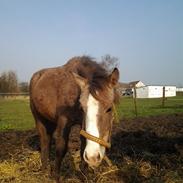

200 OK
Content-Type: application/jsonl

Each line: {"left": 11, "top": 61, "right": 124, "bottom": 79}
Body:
{"left": 162, "top": 86, "right": 165, "bottom": 107}
{"left": 133, "top": 87, "right": 138, "bottom": 117}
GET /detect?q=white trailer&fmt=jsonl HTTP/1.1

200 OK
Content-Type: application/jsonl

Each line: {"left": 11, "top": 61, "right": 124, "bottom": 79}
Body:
{"left": 135, "top": 86, "right": 176, "bottom": 98}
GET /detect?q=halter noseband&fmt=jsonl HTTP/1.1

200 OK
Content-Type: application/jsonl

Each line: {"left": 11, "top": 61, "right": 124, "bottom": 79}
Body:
{"left": 80, "top": 129, "right": 111, "bottom": 148}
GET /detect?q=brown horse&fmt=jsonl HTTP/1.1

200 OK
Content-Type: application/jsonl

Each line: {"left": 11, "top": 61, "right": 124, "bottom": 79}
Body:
{"left": 29, "top": 56, "right": 119, "bottom": 182}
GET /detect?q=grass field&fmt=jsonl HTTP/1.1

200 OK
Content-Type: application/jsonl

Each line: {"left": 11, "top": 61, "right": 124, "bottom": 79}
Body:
{"left": 117, "top": 96, "right": 183, "bottom": 119}
{"left": 0, "top": 99, "right": 34, "bottom": 131}
{"left": 0, "top": 96, "right": 183, "bottom": 131}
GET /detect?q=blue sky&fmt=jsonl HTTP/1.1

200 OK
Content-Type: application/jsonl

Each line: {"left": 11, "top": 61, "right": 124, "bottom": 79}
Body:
{"left": 0, "top": 0, "right": 182, "bottom": 86}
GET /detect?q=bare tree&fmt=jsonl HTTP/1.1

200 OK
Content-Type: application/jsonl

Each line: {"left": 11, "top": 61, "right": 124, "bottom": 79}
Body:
{"left": 0, "top": 71, "right": 19, "bottom": 93}
{"left": 0, "top": 72, "right": 8, "bottom": 92}
{"left": 100, "top": 54, "right": 119, "bottom": 72}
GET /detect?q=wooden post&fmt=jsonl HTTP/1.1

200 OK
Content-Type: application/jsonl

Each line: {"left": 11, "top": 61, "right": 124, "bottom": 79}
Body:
{"left": 162, "top": 86, "right": 165, "bottom": 107}
{"left": 133, "top": 87, "right": 138, "bottom": 117}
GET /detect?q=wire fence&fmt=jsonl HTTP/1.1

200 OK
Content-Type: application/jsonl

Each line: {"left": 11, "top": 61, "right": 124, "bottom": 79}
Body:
{"left": 0, "top": 93, "right": 29, "bottom": 99}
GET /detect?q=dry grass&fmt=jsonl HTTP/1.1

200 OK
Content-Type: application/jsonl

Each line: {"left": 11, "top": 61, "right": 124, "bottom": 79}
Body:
{"left": 0, "top": 148, "right": 52, "bottom": 183}
{"left": 0, "top": 148, "right": 122, "bottom": 183}
{"left": 0, "top": 146, "right": 182, "bottom": 183}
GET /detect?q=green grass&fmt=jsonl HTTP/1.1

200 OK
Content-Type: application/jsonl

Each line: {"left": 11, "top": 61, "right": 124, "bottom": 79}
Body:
{"left": 0, "top": 99, "right": 34, "bottom": 131}
{"left": 117, "top": 96, "right": 183, "bottom": 119}
{"left": 0, "top": 96, "right": 183, "bottom": 131}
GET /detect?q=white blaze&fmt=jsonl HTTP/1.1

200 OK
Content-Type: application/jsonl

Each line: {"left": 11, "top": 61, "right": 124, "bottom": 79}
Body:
{"left": 84, "top": 94, "right": 105, "bottom": 160}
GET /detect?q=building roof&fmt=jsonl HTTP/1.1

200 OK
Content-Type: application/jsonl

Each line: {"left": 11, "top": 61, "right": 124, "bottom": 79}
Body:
{"left": 117, "top": 80, "right": 144, "bottom": 89}
{"left": 129, "top": 81, "right": 140, "bottom": 87}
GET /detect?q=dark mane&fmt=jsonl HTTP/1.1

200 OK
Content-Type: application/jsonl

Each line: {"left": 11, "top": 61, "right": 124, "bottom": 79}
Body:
{"left": 66, "top": 56, "right": 108, "bottom": 86}
{"left": 65, "top": 56, "right": 119, "bottom": 103}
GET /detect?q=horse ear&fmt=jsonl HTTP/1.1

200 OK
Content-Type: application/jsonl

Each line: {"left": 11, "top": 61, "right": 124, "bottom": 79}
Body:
{"left": 72, "top": 72, "right": 88, "bottom": 89}
{"left": 108, "top": 68, "right": 119, "bottom": 87}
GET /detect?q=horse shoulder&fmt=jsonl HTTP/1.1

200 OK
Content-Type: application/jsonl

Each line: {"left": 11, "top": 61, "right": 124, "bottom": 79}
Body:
{"left": 30, "top": 68, "right": 61, "bottom": 120}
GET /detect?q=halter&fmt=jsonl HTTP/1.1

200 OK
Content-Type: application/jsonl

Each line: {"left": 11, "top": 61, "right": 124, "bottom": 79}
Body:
{"left": 80, "top": 129, "right": 111, "bottom": 148}
{"left": 79, "top": 104, "right": 118, "bottom": 149}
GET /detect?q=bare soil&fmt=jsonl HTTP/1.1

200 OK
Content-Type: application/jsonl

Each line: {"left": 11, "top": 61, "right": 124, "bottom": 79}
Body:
{"left": 0, "top": 113, "right": 183, "bottom": 183}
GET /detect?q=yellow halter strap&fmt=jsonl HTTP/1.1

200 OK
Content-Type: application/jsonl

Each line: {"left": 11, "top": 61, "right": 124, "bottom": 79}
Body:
{"left": 80, "top": 129, "right": 111, "bottom": 148}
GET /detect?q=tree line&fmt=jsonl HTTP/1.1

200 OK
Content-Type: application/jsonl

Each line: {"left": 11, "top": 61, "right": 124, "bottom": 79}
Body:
{"left": 0, "top": 71, "right": 29, "bottom": 93}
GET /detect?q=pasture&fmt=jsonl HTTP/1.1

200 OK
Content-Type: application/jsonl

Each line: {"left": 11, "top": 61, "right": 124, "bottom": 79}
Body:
{"left": 0, "top": 96, "right": 183, "bottom": 131}
{"left": 0, "top": 96, "right": 183, "bottom": 182}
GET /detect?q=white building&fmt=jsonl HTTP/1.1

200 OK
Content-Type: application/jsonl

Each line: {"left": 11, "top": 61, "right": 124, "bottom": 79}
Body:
{"left": 176, "top": 88, "right": 183, "bottom": 92}
{"left": 117, "top": 80, "right": 146, "bottom": 96}
{"left": 135, "top": 86, "right": 176, "bottom": 98}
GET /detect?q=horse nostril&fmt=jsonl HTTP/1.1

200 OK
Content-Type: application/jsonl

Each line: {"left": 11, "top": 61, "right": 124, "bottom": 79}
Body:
{"left": 97, "top": 153, "right": 101, "bottom": 161}
{"left": 84, "top": 152, "right": 89, "bottom": 161}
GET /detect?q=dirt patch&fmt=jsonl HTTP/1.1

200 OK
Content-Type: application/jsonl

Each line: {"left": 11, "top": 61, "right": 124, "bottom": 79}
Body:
{"left": 0, "top": 114, "right": 183, "bottom": 182}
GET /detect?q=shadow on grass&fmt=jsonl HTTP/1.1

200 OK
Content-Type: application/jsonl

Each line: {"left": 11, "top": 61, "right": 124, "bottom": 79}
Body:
{"left": 106, "top": 130, "right": 183, "bottom": 182}
{"left": 110, "top": 130, "right": 183, "bottom": 159}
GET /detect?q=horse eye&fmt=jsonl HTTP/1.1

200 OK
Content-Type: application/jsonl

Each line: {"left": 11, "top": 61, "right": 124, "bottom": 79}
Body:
{"left": 106, "top": 107, "right": 112, "bottom": 113}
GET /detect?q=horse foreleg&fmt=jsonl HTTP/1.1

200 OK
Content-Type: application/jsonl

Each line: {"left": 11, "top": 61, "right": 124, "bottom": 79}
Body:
{"left": 53, "top": 116, "right": 71, "bottom": 183}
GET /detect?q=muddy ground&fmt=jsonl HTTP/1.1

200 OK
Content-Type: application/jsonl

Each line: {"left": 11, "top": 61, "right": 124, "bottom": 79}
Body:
{"left": 0, "top": 114, "right": 183, "bottom": 183}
